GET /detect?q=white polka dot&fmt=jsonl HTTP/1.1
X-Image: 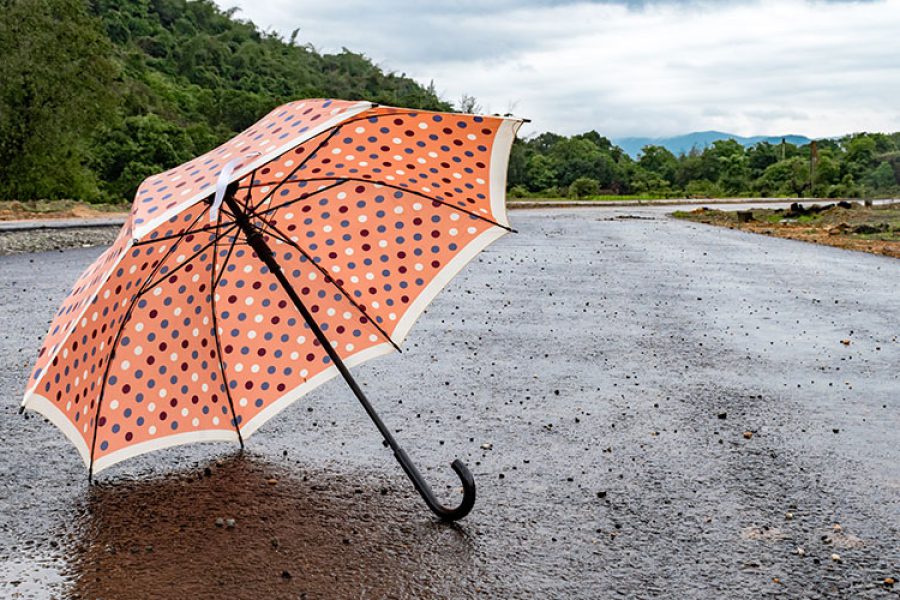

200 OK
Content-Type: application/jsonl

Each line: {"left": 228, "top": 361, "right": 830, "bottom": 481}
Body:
{"left": 109, "top": 400, "right": 119, "bottom": 410}
{"left": 213, "top": 416, "right": 220, "bottom": 426}
{"left": 192, "top": 418, "right": 200, "bottom": 427}
{"left": 133, "top": 345, "right": 143, "bottom": 356}
{"left": 149, "top": 425, "right": 157, "bottom": 435}
{"left": 181, "top": 408, "right": 189, "bottom": 417}
{"left": 147, "top": 402, "right": 156, "bottom": 413}
{"left": 468, "top": 226, "right": 478, "bottom": 234}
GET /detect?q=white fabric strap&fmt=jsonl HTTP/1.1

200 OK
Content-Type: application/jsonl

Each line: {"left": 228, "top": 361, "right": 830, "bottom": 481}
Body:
{"left": 211, "top": 152, "right": 261, "bottom": 222}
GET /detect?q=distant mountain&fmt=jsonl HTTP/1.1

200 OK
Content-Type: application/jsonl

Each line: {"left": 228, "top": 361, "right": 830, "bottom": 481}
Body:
{"left": 614, "top": 131, "right": 813, "bottom": 158}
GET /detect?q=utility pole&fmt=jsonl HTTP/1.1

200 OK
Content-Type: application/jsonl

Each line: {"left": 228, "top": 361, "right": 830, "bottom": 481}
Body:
{"left": 809, "top": 140, "right": 818, "bottom": 197}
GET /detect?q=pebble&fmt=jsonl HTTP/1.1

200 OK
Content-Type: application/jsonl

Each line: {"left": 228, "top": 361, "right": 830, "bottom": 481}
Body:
{"left": 795, "top": 547, "right": 805, "bottom": 557}
{"left": 481, "top": 442, "right": 493, "bottom": 450}
{"left": 743, "top": 431, "right": 753, "bottom": 439}
{"left": 225, "top": 518, "right": 236, "bottom": 529}
{"left": 214, "top": 517, "right": 224, "bottom": 528}
{"left": 831, "top": 553, "right": 842, "bottom": 563}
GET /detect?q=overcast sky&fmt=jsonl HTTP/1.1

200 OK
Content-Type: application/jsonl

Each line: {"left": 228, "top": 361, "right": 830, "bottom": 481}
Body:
{"left": 216, "top": 0, "right": 900, "bottom": 138}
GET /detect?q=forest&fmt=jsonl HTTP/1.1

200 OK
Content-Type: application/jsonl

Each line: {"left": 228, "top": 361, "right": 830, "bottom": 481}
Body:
{"left": 507, "top": 131, "right": 900, "bottom": 200}
{"left": 1, "top": 0, "right": 898, "bottom": 204}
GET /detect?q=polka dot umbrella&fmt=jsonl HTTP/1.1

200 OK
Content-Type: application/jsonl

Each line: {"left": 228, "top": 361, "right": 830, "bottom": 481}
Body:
{"left": 21, "top": 99, "right": 524, "bottom": 520}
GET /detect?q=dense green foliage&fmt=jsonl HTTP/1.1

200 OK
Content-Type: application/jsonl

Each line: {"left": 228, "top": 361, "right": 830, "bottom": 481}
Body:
{"left": 1, "top": 0, "right": 898, "bottom": 203}
{"left": 509, "top": 131, "right": 900, "bottom": 199}
{"left": 0, "top": 0, "right": 449, "bottom": 202}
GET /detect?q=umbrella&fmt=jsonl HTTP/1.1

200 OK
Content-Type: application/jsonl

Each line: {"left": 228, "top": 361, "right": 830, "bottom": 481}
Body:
{"left": 22, "top": 99, "right": 524, "bottom": 521}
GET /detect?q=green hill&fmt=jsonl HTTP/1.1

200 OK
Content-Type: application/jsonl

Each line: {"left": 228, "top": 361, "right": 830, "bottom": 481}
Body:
{"left": 0, "top": 0, "right": 450, "bottom": 203}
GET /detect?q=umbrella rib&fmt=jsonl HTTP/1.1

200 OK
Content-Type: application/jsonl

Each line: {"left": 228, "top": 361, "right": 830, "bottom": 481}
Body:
{"left": 249, "top": 180, "right": 348, "bottom": 219}
{"left": 132, "top": 220, "right": 235, "bottom": 246}
{"left": 243, "top": 176, "right": 513, "bottom": 232}
{"left": 138, "top": 225, "right": 239, "bottom": 296}
{"left": 209, "top": 212, "right": 245, "bottom": 448}
{"left": 87, "top": 212, "right": 206, "bottom": 478}
{"left": 213, "top": 227, "right": 241, "bottom": 290}
{"left": 249, "top": 217, "right": 402, "bottom": 353}
{"left": 246, "top": 127, "right": 344, "bottom": 215}
{"left": 243, "top": 110, "right": 452, "bottom": 216}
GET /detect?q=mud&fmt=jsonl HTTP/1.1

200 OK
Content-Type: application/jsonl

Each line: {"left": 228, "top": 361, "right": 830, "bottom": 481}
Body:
{"left": 1, "top": 207, "right": 898, "bottom": 598}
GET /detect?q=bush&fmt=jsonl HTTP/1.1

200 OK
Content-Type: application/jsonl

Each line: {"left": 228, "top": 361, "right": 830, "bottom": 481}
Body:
{"left": 568, "top": 177, "right": 600, "bottom": 199}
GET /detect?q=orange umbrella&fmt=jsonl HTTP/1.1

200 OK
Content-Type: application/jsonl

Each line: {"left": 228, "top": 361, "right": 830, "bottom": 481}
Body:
{"left": 22, "top": 99, "right": 524, "bottom": 520}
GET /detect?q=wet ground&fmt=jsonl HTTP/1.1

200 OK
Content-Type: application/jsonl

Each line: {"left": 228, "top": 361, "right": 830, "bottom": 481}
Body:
{"left": 0, "top": 206, "right": 898, "bottom": 598}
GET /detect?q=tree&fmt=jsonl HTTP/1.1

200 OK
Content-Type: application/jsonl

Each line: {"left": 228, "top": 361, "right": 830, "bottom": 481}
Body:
{"left": 457, "top": 94, "right": 481, "bottom": 114}
{"left": 0, "top": 0, "right": 117, "bottom": 200}
{"left": 637, "top": 145, "right": 678, "bottom": 184}
{"left": 754, "top": 157, "right": 809, "bottom": 197}
{"left": 863, "top": 162, "right": 896, "bottom": 191}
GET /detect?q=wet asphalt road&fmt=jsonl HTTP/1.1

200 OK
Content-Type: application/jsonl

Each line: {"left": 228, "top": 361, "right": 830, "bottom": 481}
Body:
{"left": 0, "top": 207, "right": 898, "bottom": 599}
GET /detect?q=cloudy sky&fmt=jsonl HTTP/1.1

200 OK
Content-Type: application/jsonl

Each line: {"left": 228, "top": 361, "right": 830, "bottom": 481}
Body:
{"left": 216, "top": 0, "right": 900, "bottom": 138}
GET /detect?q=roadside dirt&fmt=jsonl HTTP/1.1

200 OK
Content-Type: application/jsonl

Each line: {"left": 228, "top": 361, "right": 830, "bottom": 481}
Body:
{"left": 673, "top": 201, "right": 900, "bottom": 259}
{"left": 0, "top": 200, "right": 129, "bottom": 222}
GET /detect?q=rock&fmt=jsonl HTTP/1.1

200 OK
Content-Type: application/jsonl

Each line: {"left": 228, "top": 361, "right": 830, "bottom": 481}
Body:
{"left": 480, "top": 442, "right": 493, "bottom": 450}
{"left": 840, "top": 339, "right": 851, "bottom": 346}
{"left": 831, "top": 553, "right": 842, "bottom": 563}
{"left": 785, "top": 512, "right": 794, "bottom": 520}
{"left": 596, "top": 491, "right": 607, "bottom": 499}
{"left": 267, "top": 478, "right": 278, "bottom": 485}
{"left": 717, "top": 412, "right": 727, "bottom": 419}
{"left": 281, "top": 570, "right": 292, "bottom": 579}
{"left": 225, "top": 518, "right": 236, "bottom": 529}
{"left": 214, "top": 517, "right": 224, "bottom": 528}
{"left": 884, "top": 577, "right": 895, "bottom": 587}
{"left": 795, "top": 546, "right": 806, "bottom": 557}
{"left": 743, "top": 431, "right": 753, "bottom": 439}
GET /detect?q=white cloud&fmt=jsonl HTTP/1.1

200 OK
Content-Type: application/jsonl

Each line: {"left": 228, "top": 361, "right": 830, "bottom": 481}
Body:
{"left": 217, "top": 0, "right": 900, "bottom": 138}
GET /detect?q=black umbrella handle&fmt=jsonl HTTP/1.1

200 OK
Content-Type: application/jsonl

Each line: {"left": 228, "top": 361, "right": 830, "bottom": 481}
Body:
{"left": 224, "top": 188, "right": 476, "bottom": 521}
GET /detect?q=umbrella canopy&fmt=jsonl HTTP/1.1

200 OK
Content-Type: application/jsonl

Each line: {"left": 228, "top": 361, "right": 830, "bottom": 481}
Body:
{"left": 22, "top": 99, "right": 522, "bottom": 519}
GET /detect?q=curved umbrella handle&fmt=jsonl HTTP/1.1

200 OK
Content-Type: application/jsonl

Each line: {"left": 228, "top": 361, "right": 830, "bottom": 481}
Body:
{"left": 392, "top": 448, "right": 476, "bottom": 521}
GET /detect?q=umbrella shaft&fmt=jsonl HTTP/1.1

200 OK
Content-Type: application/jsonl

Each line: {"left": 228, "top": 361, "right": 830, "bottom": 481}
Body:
{"left": 223, "top": 189, "right": 475, "bottom": 521}
{"left": 223, "top": 193, "right": 400, "bottom": 453}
